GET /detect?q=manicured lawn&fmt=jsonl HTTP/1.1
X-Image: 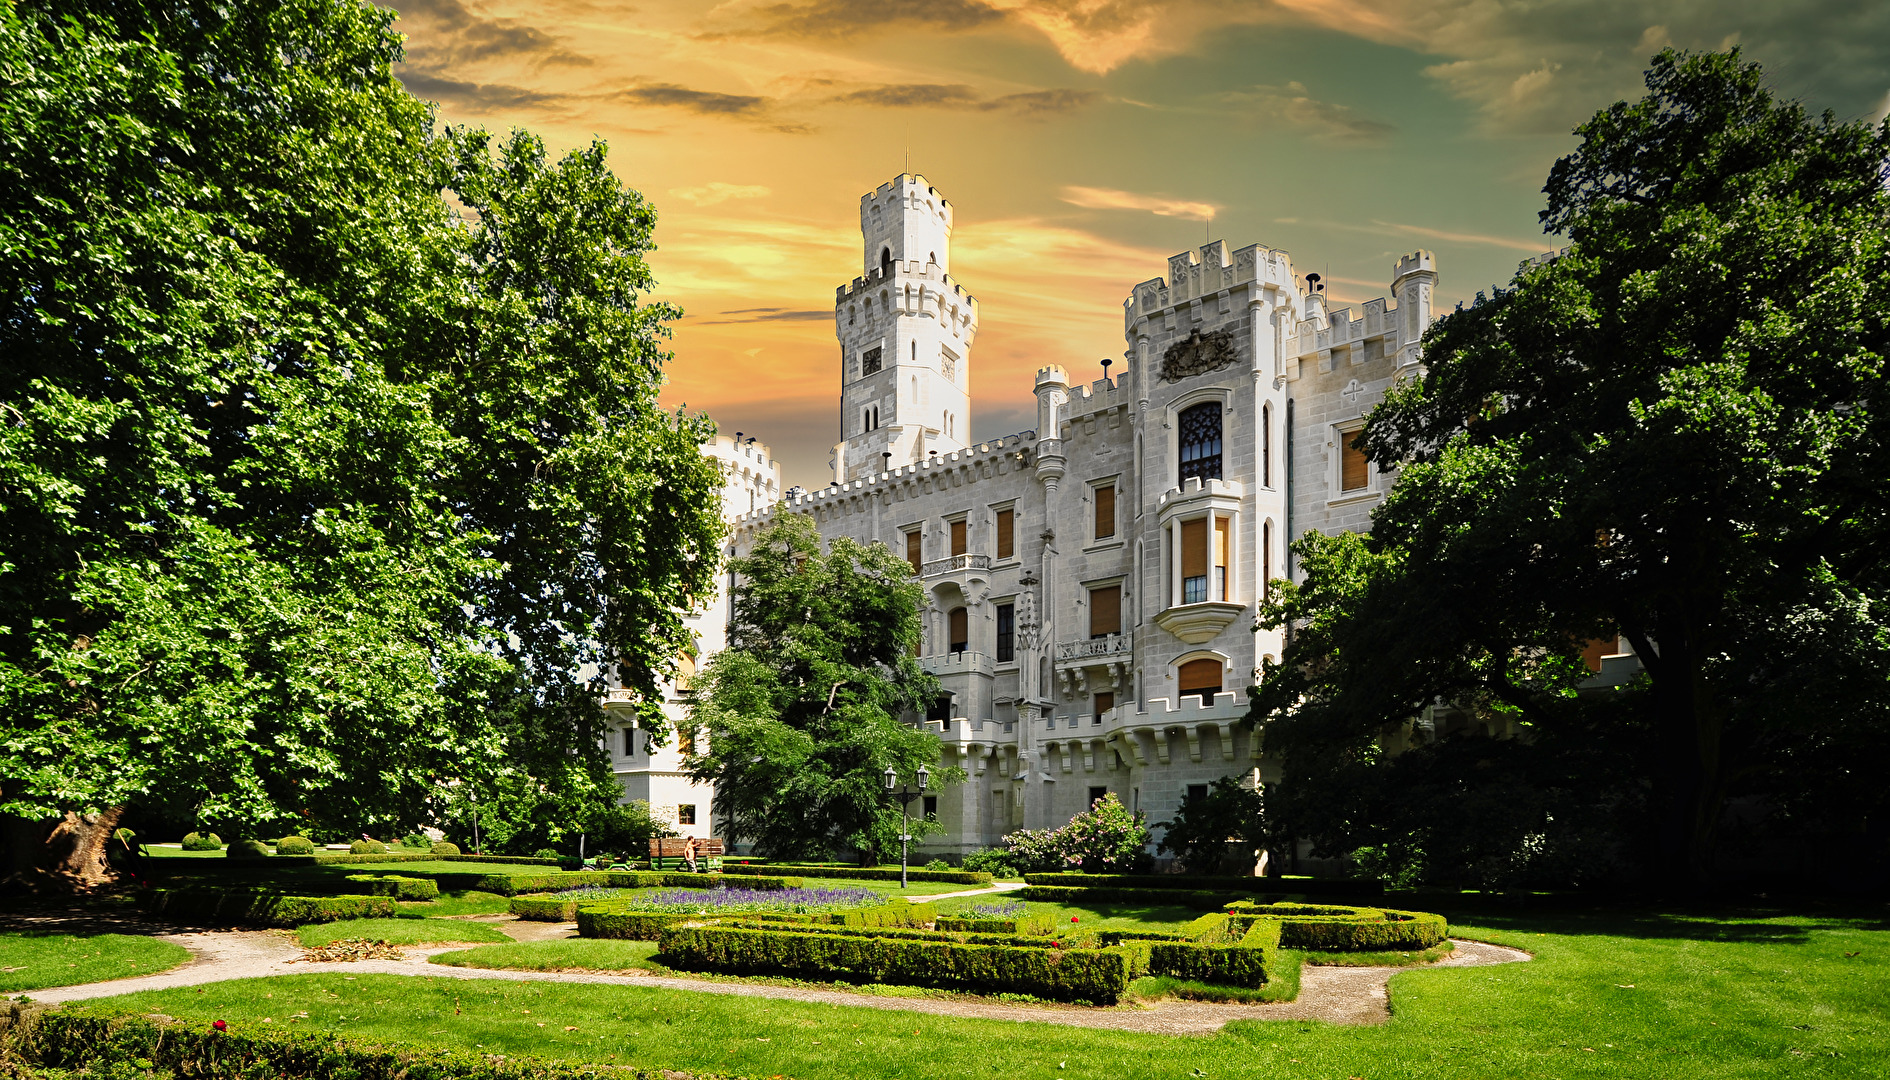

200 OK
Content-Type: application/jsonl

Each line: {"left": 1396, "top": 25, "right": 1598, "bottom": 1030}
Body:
{"left": 78, "top": 907, "right": 1890, "bottom": 1079}
{"left": 398, "top": 890, "right": 512, "bottom": 917}
{"left": 333, "top": 860, "right": 557, "bottom": 875}
{"left": 0, "top": 932, "right": 190, "bottom": 992}
{"left": 141, "top": 845, "right": 226, "bottom": 859}
{"left": 431, "top": 939, "right": 662, "bottom": 973}
{"left": 789, "top": 877, "right": 989, "bottom": 897}
{"left": 931, "top": 892, "right": 1209, "bottom": 931}
{"left": 294, "top": 918, "right": 513, "bottom": 948}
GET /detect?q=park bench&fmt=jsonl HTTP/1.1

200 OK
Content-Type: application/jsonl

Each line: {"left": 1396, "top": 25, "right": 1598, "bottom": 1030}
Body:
{"left": 649, "top": 836, "right": 724, "bottom": 873}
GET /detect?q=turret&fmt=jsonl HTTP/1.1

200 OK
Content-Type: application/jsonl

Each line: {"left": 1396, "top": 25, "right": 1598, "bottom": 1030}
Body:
{"left": 1391, "top": 251, "right": 1438, "bottom": 365}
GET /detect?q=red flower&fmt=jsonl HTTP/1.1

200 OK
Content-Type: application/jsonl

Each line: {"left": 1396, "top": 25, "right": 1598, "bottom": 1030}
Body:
{"left": 1070, "top": 915, "right": 1079, "bottom": 922}
{"left": 212, "top": 1020, "right": 227, "bottom": 1032}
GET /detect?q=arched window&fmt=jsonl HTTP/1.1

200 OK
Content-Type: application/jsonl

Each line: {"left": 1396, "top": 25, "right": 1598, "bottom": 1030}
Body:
{"left": 1178, "top": 658, "right": 1222, "bottom": 703}
{"left": 948, "top": 607, "right": 969, "bottom": 654}
{"left": 880, "top": 247, "right": 892, "bottom": 275}
{"left": 1178, "top": 402, "right": 1223, "bottom": 484}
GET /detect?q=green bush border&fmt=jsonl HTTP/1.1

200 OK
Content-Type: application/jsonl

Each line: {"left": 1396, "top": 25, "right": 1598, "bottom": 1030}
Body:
{"left": 934, "top": 913, "right": 1057, "bottom": 935}
{"left": 573, "top": 899, "right": 931, "bottom": 938}
{"left": 478, "top": 871, "right": 802, "bottom": 897}
{"left": 136, "top": 888, "right": 398, "bottom": 927}
{"left": 731, "top": 864, "right": 992, "bottom": 885}
{"left": 1016, "top": 885, "right": 1243, "bottom": 907}
{"left": 1224, "top": 901, "right": 1448, "bottom": 951}
{"left": 343, "top": 874, "right": 440, "bottom": 901}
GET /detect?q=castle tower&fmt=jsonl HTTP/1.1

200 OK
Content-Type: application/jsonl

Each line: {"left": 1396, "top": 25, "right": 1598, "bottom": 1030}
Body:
{"left": 832, "top": 175, "right": 980, "bottom": 484}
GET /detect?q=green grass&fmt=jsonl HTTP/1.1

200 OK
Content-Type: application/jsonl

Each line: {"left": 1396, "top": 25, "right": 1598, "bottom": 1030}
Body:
{"left": 0, "top": 932, "right": 191, "bottom": 992}
{"left": 931, "top": 893, "right": 1208, "bottom": 931}
{"left": 398, "top": 890, "right": 512, "bottom": 917}
{"left": 791, "top": 877, "right": 991, "bottom": 897}
{"left": 293, "top": 918, "right": 513, "bottom": 948}
{"left": 1127, "top": 973, "right": 1298, "bottom": 1004}
{"left": 75, "top": 906, "right": 1890, "bottom": 1079}
{"left": 431, "top": 939, "right": 664, "bottom": 973}
{"left": 140, "top": 845, "right": 228, "bottom": 859}
{"left": 328, "top": 860, "right": 556, "bottom": 875}
{"left": 1303, "top": 941, "right": 1455, "bottom": 966}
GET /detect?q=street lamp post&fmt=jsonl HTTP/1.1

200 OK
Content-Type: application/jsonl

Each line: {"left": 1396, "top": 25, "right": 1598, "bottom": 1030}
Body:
{"left": 882, "top": 763, "right": 931, "bottom": 890}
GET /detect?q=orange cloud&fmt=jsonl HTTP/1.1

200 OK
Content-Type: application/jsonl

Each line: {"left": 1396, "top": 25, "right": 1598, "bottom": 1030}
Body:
{"left": 1059, "top": 185, "right": 1218, "bottom": 221}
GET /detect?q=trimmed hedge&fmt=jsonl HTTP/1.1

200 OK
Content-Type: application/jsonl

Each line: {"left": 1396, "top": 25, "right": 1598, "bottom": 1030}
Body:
{"left": 274, "top": 836, "right": 315, "bottom": 855}
{"left": 733, "top": 864, "right": 992, "bottom": 885}
{"left": 0, "top": 1004, "right": 757, "bottom": 1080}
{"left": 577, "top": 908, "right": 698, "bottom": 940}
{"left": 430, "top": 841, "right": 461, "bottom": 855}
{"left": 657, "top": 924, "right": 1141, "bottom": 1002}
{"left": 1023, "top": 873, "right": 1383, "bottom": 897}
{"left": 572, "top": 899, "right": 932, "bottom": 937}
{"left": 935, "top": 913, "right": 1058, "bottom": 936}
{"left": 1017, "top": 885, "right": 1240, "bottom": 908}
{"left": 475, "top": 871, "right": 803, "bottom": 896}
{"left": 136, "top": 887, "right": 398, "bottom": 927}
{"left": 511, "top": 894, "right": 589, "bottom": 922}
{"left": 307, "top": 852, "right": 561, "bottom": 866}
{"left": 829, "top": 900, "right": 935, "bottom": 928}
{"left": 344, "top": 874, "right": 440, "bottom": 901}
{"left": 226, "top": 839, "right": 271, "bottom": 859}
{"left": 349, "top": 839, "right": 388, "bottom": 854}
{"left": 1223, "top": 901, "right": 1449, "bottom": 951}
{"left": 180, "top": 832, "right": 221, "bottom": 851}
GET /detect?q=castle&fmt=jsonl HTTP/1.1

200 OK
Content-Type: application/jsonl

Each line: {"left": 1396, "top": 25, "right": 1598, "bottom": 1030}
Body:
{"left": 606, "top": 174, "right": 1480, "bottom": 859}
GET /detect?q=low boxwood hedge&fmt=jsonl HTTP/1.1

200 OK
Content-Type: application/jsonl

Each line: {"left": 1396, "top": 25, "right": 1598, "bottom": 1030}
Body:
{"left": 474, "top": 871, "right": 802, "bottom": 896}
{"left": 935, "top": 913, "right": 1058, "bottom": 936}
{"left": 732, "top": 864, "right": 992, "bottom": 885}
{"left": 0, "top": 1004, "right": 754, "bottom": 1080}
{"left": 1017, "top": 885, "right": 1240, "bottom": 908}
{"left": 576, "top": 908, "right": 699, "bottom": 940}
{"left": 343, "top": 874, "right": 440, "bottom": 901}
{"left": 274, "top": 836, "right": 315, "bottom": 855}
{"left": 656, "top": 924, "right": 1142, "bottom": 1002}
{"left": 1022, "top": 872, "right": 1382, "bottom": 897}
{"left": 1223, "top": 901, "right": 1448, "bottom": 951}
{"left": 136, "top": 887, "right": 398, "bottom": 927}
{"left": 572, "top": 899, "right": 931, "bottom": 938}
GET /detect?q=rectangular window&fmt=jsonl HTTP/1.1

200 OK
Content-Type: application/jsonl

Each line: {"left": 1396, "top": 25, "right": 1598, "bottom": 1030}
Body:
{"left": 623, "top": 727, "right": 635, "bottom": 757}
{"left": 1093, "top": 691, "right": 1114, "bottom": 722}
{"left": 949, "top": 607, "right": 969, "bottom": 653}
{"left": 1341, "top": 429, "right": 1369, "bottom": 491}
{"left": 1262, "top": 404, "right": 1273, "bottom": 488}
{"left": 1094, "top": 484, "right": 1116, "bottom": 539}
{"left": 1262, "top": 519, "right": 1273, "bottom": 601}
{"left": 1088, "top": 786, "right": 1109, "bottom": 807}
{"left": 677, "top": 804, "right": 697, "bottom": 826}
{"left": 923, "top": 796, "right": 938, "bottom": 818}
{"left": 1187, "top": 784, "right": 1209, "bottom": 804}
{"left": 950, "top": 518, "right": 967, "bottom": 556}
{"left": 995, "top": 603, "right": 1015, "bottom": 662}
{"left": 996, "top": 508, "right": 1014, "bottom": 559}
{"left": 1089, "top": 585, "right": 1121, "bottom": 639}
{"left": 861, "top": 347, "right": 883, "bottom": 376}
{"left": 1214, "top": 515, "right": 1231, "bottom": 601}
{"left": 905, "top": 530, "right": 922, "bottom": 574}
{"left": 1181, "top": 518, "right": 1207, "bottom": 604}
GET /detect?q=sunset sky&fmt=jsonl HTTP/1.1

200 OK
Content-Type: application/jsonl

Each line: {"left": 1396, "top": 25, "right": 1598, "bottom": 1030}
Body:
{"left": 389, "top": 0, "right": 1890, "bottom": 488}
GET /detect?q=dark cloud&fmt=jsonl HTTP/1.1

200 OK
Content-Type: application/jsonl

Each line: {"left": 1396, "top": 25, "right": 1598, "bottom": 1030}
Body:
{"left": 986, "top": 88, "right": 1099, "bottom": 114}
{"left": 694, "top": 308, "right": 835, "bottom": 325}
{"left": 618, "top": 82, "right": 812, "bottom": 133}
{"left": 396, "top": 71, "right": 568, "bottom": 111}
{"left": 825, "top": 83, "right": 1098, "bottom": 115}
{"left": 737, "top": 0, "right": 1004, "bottom": 38}
{"left": 391, "top": 0, "right": 592, "bottom": 67}
{"left": 1221, "top": 83, "right": 1395, "bottom": 144}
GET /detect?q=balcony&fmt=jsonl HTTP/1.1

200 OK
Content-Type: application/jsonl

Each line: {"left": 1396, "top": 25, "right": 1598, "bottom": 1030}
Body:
{"left": 922, "top": 554, "right": 991, "bottom": 576}
{"left": 1055, "top": 631, "right": 1132, "bottom": 664}
{"left": 1153, "top": 601, "right": 1245, "bottom": 644}
{"left": 1054, "top": 631, "right": 1132, "bottom": 696}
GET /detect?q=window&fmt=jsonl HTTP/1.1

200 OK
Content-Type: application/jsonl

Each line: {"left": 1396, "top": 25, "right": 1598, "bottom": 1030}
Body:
{"left": 1215, "top": 516, "right": 1230, "bottom": 601}
{"left": 950, "top": 518, "right": 966, "bottom": 557}
{"left": 996, "top": 508, "right": 1014, "bottom": 559}
{"left": 1186, "top": 784, "right": 1209, "bottom": 804}
{"left": 1093, "top": 691, "right": 1114, "bottom": 723}
{"left": 926, "top": 691, "right": 954, "bottom": 723}
{"left": 1093, "top": 483, "right": 1116, "bottom": 540}
{"left": 1178, "top": 402, "right": 1223, "bottom": 484}
{"left": 948, "top": 607, "right": 968, "bottom": 653}
{"left": 995, "top": 603, "right": 1015, "bottom": 662}
{"left": 1262, "top": 519, "right": 1273, "bottom": 600}
{"left": 677, "top": 804, "right": 697, "bottom": 826}
{"left": 1340, "top": 428, "right": 1369, "bottom": 491}
{"left": 1088, "top": 786, "right": 1109, "bottom": 807}
{"left": 1178, "top": 658, "right": 1222, "bottom": 703}
{"left": 861, "top": 347, "right": 883, "bottom": 376}
{"left": 1262, "top": 403, "right": 1273, "bottom": 487}
{"left": 1181, "top": 518, "right": 1207, "bottom": 603}
{"left": 923, "top": 795, "right": 938, "bottom": 818}
{"left": 905, "top": 530, "right": 922, "bottom": 574}
{"left": 623, "top": 727, "right": 635, "bottom": 756}
{"left": 1089, "top": 585, "right": 1121, "bottom": 639}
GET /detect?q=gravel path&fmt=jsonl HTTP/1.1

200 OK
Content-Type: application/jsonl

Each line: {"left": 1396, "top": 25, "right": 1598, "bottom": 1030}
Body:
{"left": 17, "top": 913, "right": 1529, "bottom": 1034}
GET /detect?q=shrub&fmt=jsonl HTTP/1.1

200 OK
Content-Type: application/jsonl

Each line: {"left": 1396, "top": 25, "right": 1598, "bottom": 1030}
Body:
{"left": 226, "top": 839, "right": 271, "bottom": 859}
{"left": 343, "top": 874, "right": 440, "bottom": 901}
{"left": 430, "top": 841, "right": 461, "bottom": 855}
{"left": 180, "top": 832, "right": 221, "bottom": 851}
{"left": 532, "top": 847, "right": 562, "bottom": 860}
{"left": 1001, "top": 793, "right": 1150, "bottom": 873}
{"left": 961, "top": 847, "right": 1019, "bottom": 877}
{"left": 935, "top": 914, "right": 1058, "bottom": 936}
{"left": 576, "top": 907, "right": 696, "bottom": 940}
{"left": 923, "top": 858, "right": 951, "bottom": 871}
{"left": 723, "top": 864, "right": 990, "bottom": 885}
{"left": 1221, "top": 901, "right": 1448, "bottom": 951}
{"left": 275, "top": 836, "right": 315, "bottom": 855}
{"left": 470, "top": 870, "right": 804, "bottom": 897}
{"left": 657, "top": 924, "right": 1142, "bottom": 1002}
{"left": 1148, "top": 942, "right": 1272, "bottom": 988}
{"left": 1020, "top": 873, "right": 1383, "bottom": 897}
{"left": 136, "top": 888, "right": 398, "bottom": 927}
{"left": 349, "top": 839, "right": 386, "bottom": 854}
{"left": 1156, "top": 776, "right": 1268, "bottom": 874}
{"left": 401, "top": 833, "right": 430, "bottom": 849}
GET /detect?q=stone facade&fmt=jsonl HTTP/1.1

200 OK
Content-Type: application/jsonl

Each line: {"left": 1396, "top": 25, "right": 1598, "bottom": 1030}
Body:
{"left": 624, "top": 174, "right": 1448, "bottom": 859}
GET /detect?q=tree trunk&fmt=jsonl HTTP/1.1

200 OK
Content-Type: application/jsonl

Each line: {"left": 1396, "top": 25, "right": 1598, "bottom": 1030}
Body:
{"left": 1639, "top": 613, "right": 1725, "bottom": 893}
{"left": 3, "top": 808, "right": 125, "bottom": 892}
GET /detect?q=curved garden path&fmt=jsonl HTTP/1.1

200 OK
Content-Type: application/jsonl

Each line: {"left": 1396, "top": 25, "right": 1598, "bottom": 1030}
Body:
{"left": 12, "top": 909, "right": 1530, "bottom": 1034}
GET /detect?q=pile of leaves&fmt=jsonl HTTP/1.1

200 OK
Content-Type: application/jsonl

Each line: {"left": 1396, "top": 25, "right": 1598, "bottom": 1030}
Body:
{"left": 289, "top": 938, "right": 405, "bottom": 963}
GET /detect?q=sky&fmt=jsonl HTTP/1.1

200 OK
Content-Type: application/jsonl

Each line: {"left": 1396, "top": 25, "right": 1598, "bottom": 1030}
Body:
{"left": 389, "top": 0, "right": 1890, "bottom": 489}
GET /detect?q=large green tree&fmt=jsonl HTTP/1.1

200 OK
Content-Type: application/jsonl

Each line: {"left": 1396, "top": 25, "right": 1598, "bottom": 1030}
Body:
{"left": 1251, "top": 50, "right": 1890, "bottom": 890}
{"left": 0, "top": 0, "right": 725, "bottom": 886}
{"left": 686, "top": 514, "right": 956, "bottom": 862}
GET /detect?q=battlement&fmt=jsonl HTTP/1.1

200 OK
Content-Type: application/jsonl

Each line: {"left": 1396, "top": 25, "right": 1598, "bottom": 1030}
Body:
{"left": 862, "top": 173, "right": 953, "bottom": 224}
{"left": 1157, "top": 476, "right": 1244, "bottom": 510}
{"left": 1393, "top": 249, "right": 1437, "bottom": 282}
{"left": 1064, "top": 375, "right": 1129, "bottom": 422}
{"left": 836, "top": 260, "right": 978, "bottom": 307}
{"left": 731, "top": 430, "right": 1039, "bottom": 528}
{"left": 1126, "top": 241, "right": 1298, "bottom": 324}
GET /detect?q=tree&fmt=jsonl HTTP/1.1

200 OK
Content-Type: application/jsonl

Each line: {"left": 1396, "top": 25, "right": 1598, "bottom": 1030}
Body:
{"left": 1251, "top": 49, "right": 1890, "bottom": 891}
{"left": 685, "top": 514, "right": 956, "bottom": 862}
{"left": 1156, "top": 777, "right": 1268, "bottom": 876}
{"left": 0, "top": 0, "right": 725, "bottom": 888}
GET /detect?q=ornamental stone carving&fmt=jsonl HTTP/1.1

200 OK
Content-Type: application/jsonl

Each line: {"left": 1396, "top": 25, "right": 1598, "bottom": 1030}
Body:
{"left": 1160, "top": 327, "right": 1240, "bottom": 382}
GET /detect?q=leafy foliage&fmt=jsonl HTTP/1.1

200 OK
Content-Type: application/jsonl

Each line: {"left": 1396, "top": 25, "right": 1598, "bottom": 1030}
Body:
{"left": 0, "top": 0, "right": 724, "bottom": 850}
{"left": 1003, "top": 793, "right": 1151, "bottom": 873}
{"left": 686, "top": 514, "right": 954, "bottom": 861}
{"left": 1252, "top": 49, "right": 1890, "bottom": 888}
{"left": 1155, "top": 776, "right": 1268, "bottom": 875}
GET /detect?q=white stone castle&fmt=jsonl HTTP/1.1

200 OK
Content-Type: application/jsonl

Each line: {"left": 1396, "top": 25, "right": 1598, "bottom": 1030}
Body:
{"left": 609, "top": 174, "right": 1465, "bottom": 860}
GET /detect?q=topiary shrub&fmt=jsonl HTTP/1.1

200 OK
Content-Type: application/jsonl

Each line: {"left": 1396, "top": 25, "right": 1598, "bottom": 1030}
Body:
{"left": 532, "top": 847, "right": 561, "bottom": 860}
{"left": 401, "top": 833, "right": 429, "bottom": 849}
{"left": 923, "top": 858, "right": 951, "bottom": 871}
{"left": 349, "top": 839, "right": 386, "bottom": 854}
{"left": 226, "top": 839, "right": 270, "bottom": 859}
{"left": 430, "top": 841, "right": 461, "bottom": 855}
{"left": 180, "top": 832, "right": 221, "bottom": 851}
{"left": 274, "top": 836, "right": 315, "bottom": 855}
{"left": 962, "top": 847, "right": 1019, "bottom": 878}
